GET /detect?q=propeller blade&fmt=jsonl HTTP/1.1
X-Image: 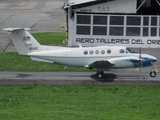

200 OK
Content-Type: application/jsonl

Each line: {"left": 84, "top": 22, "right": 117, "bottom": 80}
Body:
{"left": 139, "top": 47, "right": 141, "bottom": 58}
{"left": 139, "top": 47, "right": 142, "bottom": 73}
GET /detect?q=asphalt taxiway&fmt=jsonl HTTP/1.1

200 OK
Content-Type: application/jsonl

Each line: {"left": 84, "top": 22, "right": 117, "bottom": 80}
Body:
{"left": 0, "top": 72, "right": 160, "bottom": 86}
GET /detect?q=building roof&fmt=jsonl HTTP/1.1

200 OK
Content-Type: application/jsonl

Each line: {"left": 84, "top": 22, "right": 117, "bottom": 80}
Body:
{"left": 68, "top": 0, "right": 96, "bottom": 6}
{"left": 66, "top": 0, "right": 109, "bottom": 9}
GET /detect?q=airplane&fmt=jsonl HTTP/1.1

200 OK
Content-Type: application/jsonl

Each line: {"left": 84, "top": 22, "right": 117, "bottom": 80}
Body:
{"left": 3, "top": 28, "right": 157, "bottom": 79}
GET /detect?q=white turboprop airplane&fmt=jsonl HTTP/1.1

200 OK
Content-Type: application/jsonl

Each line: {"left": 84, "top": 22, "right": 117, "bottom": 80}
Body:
{"left": 3, "top": 28, "right": 157, "bottom": 79}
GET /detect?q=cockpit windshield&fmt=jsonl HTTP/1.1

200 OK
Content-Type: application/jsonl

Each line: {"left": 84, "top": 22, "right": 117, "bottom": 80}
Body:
{"left": 126, "top": 48, "right": 136, "bottom": 53}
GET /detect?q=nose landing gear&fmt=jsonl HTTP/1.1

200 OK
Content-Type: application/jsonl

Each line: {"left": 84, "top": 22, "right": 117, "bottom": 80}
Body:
{"left": 150, "top": 71, "right": 156, "bottom": 77}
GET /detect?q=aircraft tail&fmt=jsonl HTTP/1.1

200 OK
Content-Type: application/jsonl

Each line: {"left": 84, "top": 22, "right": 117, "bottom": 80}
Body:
{"left": 3, "top": 28, "right": 43, "bottom": 55}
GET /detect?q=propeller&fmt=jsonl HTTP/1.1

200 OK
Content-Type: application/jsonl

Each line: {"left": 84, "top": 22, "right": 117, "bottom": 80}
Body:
{"left": 139, "top": 47, "right": 142, "bottom": 73}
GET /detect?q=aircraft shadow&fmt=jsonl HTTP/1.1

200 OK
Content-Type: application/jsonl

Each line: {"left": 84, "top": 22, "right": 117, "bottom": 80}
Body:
{"left": 16, "top": 74, "right": 32, "bottom": 77}
{"left": 91, "top": 73, "right": 117, "bottom": 82}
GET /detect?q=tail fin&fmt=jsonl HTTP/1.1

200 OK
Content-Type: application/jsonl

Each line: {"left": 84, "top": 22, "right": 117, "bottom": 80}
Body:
{"left": 3, "top": 28, "right": 42, "bottom": 55}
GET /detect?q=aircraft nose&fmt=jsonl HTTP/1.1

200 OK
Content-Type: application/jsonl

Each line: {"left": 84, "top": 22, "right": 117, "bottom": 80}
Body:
{"left": 145, "top": 55, "right": 157, "bottom": 63}
{"left": 151, "top": 56, "right": 157, "bottom": 63}
{"left": 141, "top": 54, "right": 157, "bottom": 67}
{"left": 142, "top": 54, "right": 157, "bottom": 63}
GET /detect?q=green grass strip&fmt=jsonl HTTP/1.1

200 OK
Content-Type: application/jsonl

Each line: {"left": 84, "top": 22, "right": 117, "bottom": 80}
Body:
{"left": 32, "top": 32, "right": 66, "bottom": 45}
{"left": 0, "top": 85, "right": 160, "bottom": 120}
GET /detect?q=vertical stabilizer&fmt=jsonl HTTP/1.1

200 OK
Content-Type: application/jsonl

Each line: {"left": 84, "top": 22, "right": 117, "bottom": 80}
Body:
{"left": 3, "top": 28, "right": 43, "bottom": 55}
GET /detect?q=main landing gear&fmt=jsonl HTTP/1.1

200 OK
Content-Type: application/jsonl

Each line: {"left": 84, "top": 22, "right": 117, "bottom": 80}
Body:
{"left": 97, "top": 71, "right": 104, "bottom": 79}
{"left": 96, "top": 70, "right": 157, "bottom": 79}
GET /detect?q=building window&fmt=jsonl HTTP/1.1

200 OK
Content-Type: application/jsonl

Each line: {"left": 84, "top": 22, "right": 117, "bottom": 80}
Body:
{"left": 77, "top": 15, "right": 91, "bottom": 24}
{"left": 109, "top": 27, "right": 123, "bottom": 36}
{"left": 143, "top": 27, "right": 149, "bottom": 36}
{"left": 151, "top": 27, "right": 157, "bottom": 36}
{"left": 76, "top": 26, "right": 90, "bottom": 35}
{"left": 143, "top": 17, "right": 149, "bottom": 26}
{"left": 151, "top": 17, "right": 157, "bottom": 26}
{"left": 93, "top": 26, "right": 107, "bottom": 35}
{"left": 127, "top": 16, "right": 141, "bottom": 25}
{"left": 93, "top": 16, "right": 107, "bottom": 25}
{"left": 126, "top": 27, "right": 140, "bottom": 36}
{"left": 110, "top": 16, "right": 124, "bottom": 25}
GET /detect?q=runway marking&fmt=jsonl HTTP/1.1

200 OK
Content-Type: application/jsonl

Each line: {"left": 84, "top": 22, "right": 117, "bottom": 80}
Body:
{"left": 0, "top": 0, "right": 33, "bottom": 25}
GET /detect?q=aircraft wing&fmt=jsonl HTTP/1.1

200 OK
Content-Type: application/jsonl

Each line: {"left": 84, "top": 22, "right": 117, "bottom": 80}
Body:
{"left": 88, "top": 60, "right": 114, "bottom": 69}
{"left": 88, "top": 56, "right": 140, "bottom": 69}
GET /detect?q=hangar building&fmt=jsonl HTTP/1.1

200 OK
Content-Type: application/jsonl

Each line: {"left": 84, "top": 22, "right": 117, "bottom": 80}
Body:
{"left": 63, "top": 0, "right": 160, "bottom": 48}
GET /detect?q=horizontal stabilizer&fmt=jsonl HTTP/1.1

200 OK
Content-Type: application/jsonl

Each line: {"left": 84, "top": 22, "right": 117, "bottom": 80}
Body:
{"left": 3, "top": 28, "right": 30, "bottom": 32}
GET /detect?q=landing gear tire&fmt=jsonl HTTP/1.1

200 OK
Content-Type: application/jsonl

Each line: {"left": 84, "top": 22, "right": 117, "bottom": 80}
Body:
{"left": 150, "top": 71, "right": 156, "bottom": 77}
{"left": 97, "top": 71, "right": 104, "bottom": 79}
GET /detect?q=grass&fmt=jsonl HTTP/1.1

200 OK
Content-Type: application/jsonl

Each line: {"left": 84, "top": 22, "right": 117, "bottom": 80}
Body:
{"left": 0, "top": 85, "right": 160, "bottom": 120}
{"left": 32, "top": 32, "right": 66, "bottom": 45}
{"left": 0, "top": 52, "right": 92, "bottom": 72}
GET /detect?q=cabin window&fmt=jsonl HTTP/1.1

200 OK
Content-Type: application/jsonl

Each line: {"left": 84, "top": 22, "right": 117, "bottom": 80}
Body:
{"left": 120, "top": 49, "right": 124, "bottom": 53}
{"left": 107, "top": 49, "right": 111, "bottom": 54}
{"left": 63, "top": 52, "right": 68, "bottom": 55}
{"left": 95, "top": 50, "right": 99, "bottom": 54}
{"left": 101, "top": 50, "right": 105, "bottom": 54}
{"left": 84, "top": 51, "right": 88, "bottom": 55}
{"left": 126, "top": 48, "right": 135, "bottom": 53}
{"left": 90, "top": 50, "right": 94, "bottom": 55}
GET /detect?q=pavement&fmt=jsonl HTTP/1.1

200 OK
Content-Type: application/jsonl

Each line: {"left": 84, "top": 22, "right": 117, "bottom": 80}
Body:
{"left": 0, "top": 0, "right": 160, "bottom": 85}
{"left": 0, "top": 0, "right": 65, "bottom": 32}
{"left": 0, "top": 0, "right": 66, "bottom": 53}
{"left": 0, "top": 72, "right": 160, "bottom": 86}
